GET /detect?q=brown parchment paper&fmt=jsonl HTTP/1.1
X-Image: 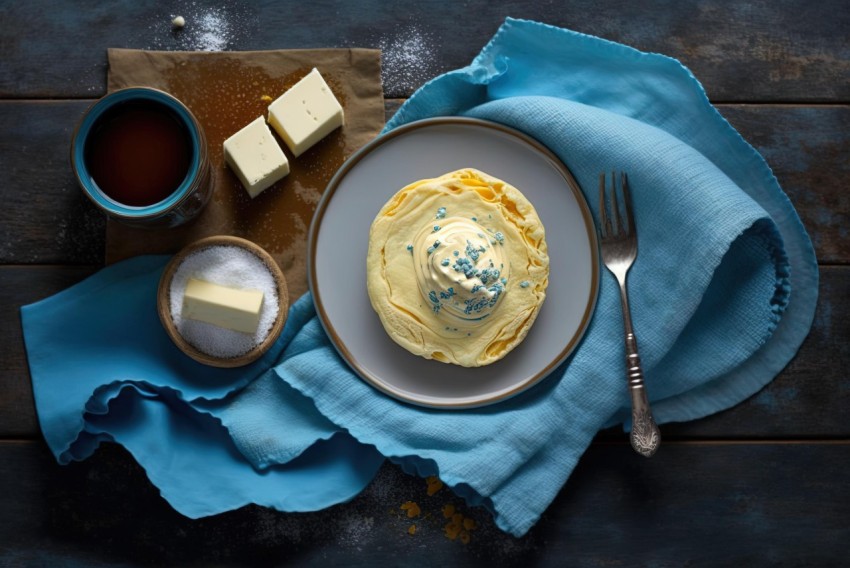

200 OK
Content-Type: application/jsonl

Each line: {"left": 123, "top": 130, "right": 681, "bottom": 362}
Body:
{"left": 105, "top": 48, "right": 385, "bottom": 298}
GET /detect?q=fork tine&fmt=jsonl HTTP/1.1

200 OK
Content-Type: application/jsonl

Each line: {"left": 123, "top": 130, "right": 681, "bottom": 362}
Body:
{"left": 599, "top": 173, "right": 609, "bottom": 237}
{"left": 610, "top": 170, "right": 624, "bottom": 236}
{"left": 621, "top": 172, "right": 635, "bottom": 235}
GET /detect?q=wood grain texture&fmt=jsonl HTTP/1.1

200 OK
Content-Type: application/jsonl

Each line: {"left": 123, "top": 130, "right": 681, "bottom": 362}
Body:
{"left": 1, "top": 4, "right": 846, "bottom": 561}
{"left": 3, "top": 265, "right": 847, "bottom": 439}
{"left": 0, "top": 1, "right": 848, "bottom": 101}
{"left": 0, "top": 101, "right": 105, "bottom": 264}
{"left": 2, "top": 440, "right": 847, "bottom": 566}
{"left": 1, "top": 101, "right": 847, "bottom": 265}
{"left": 719, "top": 104, "right": 850, "bottom": 264}
{"left": 0, "top": 266, "right": 98, "bottom": 437}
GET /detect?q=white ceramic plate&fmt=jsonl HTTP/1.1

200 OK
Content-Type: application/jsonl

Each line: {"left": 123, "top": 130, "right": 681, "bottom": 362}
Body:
{"left": 308, "top": 117, "right": 599, "bottom": 408}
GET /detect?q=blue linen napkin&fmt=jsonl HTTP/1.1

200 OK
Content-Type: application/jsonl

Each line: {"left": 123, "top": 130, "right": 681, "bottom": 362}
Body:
{"left": 21, "top": 255, "right": 385, "bottom": 515}
{"left": 22, "top": 18, "right": 817, "bottom": 536}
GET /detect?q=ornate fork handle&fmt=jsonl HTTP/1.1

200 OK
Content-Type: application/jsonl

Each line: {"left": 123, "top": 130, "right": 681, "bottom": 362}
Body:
{"left": 621, "top": 296, "right": 660, "bottom": 457}
{"left": 599, "top": 171, "right": 660, "bottom": 457}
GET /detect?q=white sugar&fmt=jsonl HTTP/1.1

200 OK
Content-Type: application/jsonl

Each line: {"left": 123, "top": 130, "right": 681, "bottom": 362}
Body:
{"left": 196, "top": 11, "right": 230, "bottom": 52}
{"left": 169, "top": 245, "right": 279, "bottom": 359}
{"left": 377, "top": 26, "right": 438, "bottom": 96}
{"left": 146, "top": 6, "right": 254, "bottom": 52}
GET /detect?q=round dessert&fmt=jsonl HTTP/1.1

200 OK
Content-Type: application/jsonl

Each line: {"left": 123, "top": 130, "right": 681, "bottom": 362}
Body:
{"left": 366, "top": 168, "right": 549, "bottom": 367}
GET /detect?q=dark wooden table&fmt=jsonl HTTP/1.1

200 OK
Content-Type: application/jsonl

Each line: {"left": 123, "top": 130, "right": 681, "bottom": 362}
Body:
{"left": 2, "top": 1, "right": 848, "bottom": 565}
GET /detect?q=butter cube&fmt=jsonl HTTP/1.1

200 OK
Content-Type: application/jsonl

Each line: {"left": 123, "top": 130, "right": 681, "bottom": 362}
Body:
{"left": 223, "top": 116, "right": 290, "bottom": 198}
{"left": 182, "top": 278, "right": 264, "bottom": 334}
{"left": 267, "top": 68, "right": 344, "bottom": 157}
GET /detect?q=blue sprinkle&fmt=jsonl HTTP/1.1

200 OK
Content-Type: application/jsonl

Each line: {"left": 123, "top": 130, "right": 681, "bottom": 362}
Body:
{"left": 471, "top": 216, "right": 477, "bottom": 221}
{"left": 453, "top": 250, "right": 460, "bottom": 257}
{"left": 494, "top": 232, "right": 505, "bottom": 244}
{"left": 427, "top": 240, "right": 442, "bottom": 255}
{"left": 478, "top": 267, "right": 501, "bottom": 286}
{"left": 500, "top": 277, "right": 507, "bottom": 284}
{"left": 428, "top": 290, "right": 441, "bottom": 314}
{"left": 520, "top": 280, "right": 530, "bottom": 288}
{"left": 441, "top": 258, "right": 450, "bottom": 266}
{"left": 452, "top": 257, "right": 477, "bottom": 279}
{"left": 436, "top": 207, "right": 447, "bottom": 219}
{"left": 433, "top": 225, "right": 441, "bottom": 232}
{"left": 465, "top": 240, "right": 482, "bottom": 262}
{"left": 406, "top": 244, "right": 413, "bottom": 253}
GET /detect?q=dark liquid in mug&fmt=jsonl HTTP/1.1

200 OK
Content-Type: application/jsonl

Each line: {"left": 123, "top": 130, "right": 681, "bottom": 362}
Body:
{"left": 84, "top": 100, "right": 193, "bottom": 207}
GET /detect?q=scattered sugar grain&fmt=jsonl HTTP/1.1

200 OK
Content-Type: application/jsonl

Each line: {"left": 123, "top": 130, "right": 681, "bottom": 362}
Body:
{"left": 376, "top": 25, "right": 438, "bottom": 96}
{"left": 169, "top": 245, "right": 279, "bottom": 358}
{"left": 146, "top": 5, "right": 254, "bottom": 52}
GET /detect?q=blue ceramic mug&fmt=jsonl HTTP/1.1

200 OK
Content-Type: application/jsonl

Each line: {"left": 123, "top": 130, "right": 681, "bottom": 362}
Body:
{"left": 71, "top": 87, "right": 213, "bottom": 228}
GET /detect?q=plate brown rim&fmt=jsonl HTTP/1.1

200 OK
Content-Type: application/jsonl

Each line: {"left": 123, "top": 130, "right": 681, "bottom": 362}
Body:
{"left": 307, "top": 116, "right": 599, "bottom": 408}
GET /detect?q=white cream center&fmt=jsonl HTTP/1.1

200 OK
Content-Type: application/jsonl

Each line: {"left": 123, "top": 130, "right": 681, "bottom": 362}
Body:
{"left": 411, "top": 216, "right": 510, "bottom": 327}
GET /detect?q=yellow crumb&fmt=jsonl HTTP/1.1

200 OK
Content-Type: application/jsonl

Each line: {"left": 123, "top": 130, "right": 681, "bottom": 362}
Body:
{"left": 441, "top": 504, "right": 455, "bottom": 519}
{"left": 463, "top": 517, "right": 477, "bottom": 531}
{"left": 400, "top": 501, "right": 421, "bottom": 518}
{"left": 459, "top": 530, "right": 471, "bottom": 545}
{"left": 451, "top": 513, "right": 463, "bottom": 525}
{"left": 426, "top": 476, "right": 444, "bottom": 496}
{"left": 260, "top": 94, "right": 273, "bottom": 102}
{"left": 408, "top": 524, "right": 417, "bottom": 535}
{"left": 444, "top": 522, "right": 462, "bottom": 540}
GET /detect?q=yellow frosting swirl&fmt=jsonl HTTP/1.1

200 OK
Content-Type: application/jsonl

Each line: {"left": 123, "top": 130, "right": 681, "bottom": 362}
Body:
{"left": 366, "top": 168, "right": 549, "bottom": 367}
{"left": 411, "top": 217, "right": 510, "bottom": 327}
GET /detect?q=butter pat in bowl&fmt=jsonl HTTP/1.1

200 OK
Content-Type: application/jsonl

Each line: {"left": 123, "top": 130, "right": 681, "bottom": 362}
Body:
{"left": 182, "top": 278, "right": 264, "bottom": 334}
{"left": 157, "top": 236, "right": 289, "bottom": 367}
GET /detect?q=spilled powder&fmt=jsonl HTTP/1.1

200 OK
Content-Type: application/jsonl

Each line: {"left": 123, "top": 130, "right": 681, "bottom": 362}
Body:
{"left": 379, "top": 26, "right": 438, "bottom": 95}
{"left": 169, "top": 245, "right": 279, "bottom": 358}
{"left": 146, "top": 5, "right": 255, "bottom": 52}
{"left": 194, "top": 10, "right": 231, "bottom": 51}
{"left": 348, "top": 25, "right": 438, "bottom": 97}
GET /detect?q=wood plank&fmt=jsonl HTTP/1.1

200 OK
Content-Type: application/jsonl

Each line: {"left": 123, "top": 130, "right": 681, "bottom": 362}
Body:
{"left": 1, "top": 101, "right": 847, "bottom": 265}
{"left": 3, "top": 265, "right": 848, "bottom": 439}
{"left": 719, "top": 105, "right": 850, "bottom": 264}
{"left": 0, "top": 266, "right": 98, "bottom": 437}
{"left": 1, "top": 440, "right": 847, "bottom": 565}
{"left": 0, "top": 1, "right": 847, "bottom": 102}
{"left": 631, "top": 264, "right": 850, "bottom": 439}
{"left": 0, "top": 101, "right": 105, "bottom": 265}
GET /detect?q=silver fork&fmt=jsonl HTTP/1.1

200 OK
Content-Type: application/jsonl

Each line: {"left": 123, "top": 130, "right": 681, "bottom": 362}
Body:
{"left": 598, "top": 171, "right": 660, "bottom": 458}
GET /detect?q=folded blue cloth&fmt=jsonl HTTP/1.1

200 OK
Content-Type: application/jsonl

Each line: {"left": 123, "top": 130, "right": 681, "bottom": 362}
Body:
{"left": 22, "top": 19, "right": 817, "bottom": 536}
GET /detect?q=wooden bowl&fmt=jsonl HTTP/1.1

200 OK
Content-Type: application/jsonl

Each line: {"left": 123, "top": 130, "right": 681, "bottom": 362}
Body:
{"left": 157, "top": 235, "right": 289, "bottom": 367}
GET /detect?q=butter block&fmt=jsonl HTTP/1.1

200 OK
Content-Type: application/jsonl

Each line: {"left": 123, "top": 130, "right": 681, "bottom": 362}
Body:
{"left": 182, "top": 278, "right": 264, "bottom": 334}
{"left": 223, "top": 116, "right": 290, "bottom": 198}
{"left": 267, "top": 68, "right": 344, "bottom": 157}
